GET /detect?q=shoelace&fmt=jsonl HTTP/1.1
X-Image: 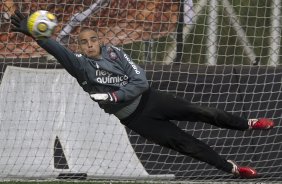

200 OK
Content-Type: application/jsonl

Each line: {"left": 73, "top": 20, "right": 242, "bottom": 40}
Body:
{"left": 248, "top": 119, "right": 258, "bottom": 129}
{"left": 227, "top": 160, "right": 239, "bottom": 175}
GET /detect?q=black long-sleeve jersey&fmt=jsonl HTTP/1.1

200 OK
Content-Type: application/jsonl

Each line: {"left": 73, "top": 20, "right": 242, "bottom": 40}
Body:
{"left": 37, "top": 38, "right": 149, "bottom": 115}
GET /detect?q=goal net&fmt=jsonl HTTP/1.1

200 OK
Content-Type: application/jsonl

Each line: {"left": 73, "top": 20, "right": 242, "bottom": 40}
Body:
{"left": 0, "top": 0, "right": 281, "bottom": 183}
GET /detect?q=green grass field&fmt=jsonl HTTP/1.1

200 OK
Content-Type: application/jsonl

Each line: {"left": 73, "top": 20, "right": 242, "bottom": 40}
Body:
{"left": 0, "top": 182, "right": 161, "bottom": 184}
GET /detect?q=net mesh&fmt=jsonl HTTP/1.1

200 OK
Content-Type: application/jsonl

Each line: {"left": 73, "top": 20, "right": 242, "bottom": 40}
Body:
{"left": 0, "top": 0, "right": 282, "bottom": 182}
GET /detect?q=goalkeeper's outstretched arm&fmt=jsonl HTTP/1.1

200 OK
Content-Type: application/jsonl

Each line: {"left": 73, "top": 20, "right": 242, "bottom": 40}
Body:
{"left": 11, "top": 10, "right": 83, "bottom": 78}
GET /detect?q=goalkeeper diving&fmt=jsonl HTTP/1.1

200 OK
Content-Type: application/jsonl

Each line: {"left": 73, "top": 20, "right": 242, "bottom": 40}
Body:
{"left": 11, "top": 10, "right": 275, "bottom": 179}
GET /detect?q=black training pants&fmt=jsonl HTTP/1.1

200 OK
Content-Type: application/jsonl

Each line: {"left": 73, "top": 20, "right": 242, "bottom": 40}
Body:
{"left": 120, "top": 88, "right": 249, "bottom": 173}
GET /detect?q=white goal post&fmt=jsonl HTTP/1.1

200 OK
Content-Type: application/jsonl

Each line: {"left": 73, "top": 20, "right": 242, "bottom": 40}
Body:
{"left": 0, "top": 66, "right": 174, "bottom": 180}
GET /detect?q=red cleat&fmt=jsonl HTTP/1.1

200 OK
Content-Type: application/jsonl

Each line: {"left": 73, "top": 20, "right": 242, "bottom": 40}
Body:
{"left": 248, "top": 118, "right": 274, "bottom": 130}
{"left": 227, "top": 160, "right": 258, "bottom": 178}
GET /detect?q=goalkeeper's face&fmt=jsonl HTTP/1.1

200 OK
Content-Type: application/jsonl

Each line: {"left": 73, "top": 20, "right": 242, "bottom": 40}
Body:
{"left": 78, "top": 30, "right": 101, "bottom": 59}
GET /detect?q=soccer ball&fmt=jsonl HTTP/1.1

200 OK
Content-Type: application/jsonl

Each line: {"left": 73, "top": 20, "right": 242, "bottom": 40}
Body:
{"left": 27, "top": 10, "right": 57, "bottom": 38}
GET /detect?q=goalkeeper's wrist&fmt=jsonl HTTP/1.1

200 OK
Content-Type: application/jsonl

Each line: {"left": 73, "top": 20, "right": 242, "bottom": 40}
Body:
{"left": 90, "top": 92, "right": 118, "bottom": 103}
{"left": 35, "top": 37, "right": 51, "bottom": 46}
{"left": 34, "top": 36, "right": 49, "bottom": 41}
{"left": 108, "top": 92, "right": 118, "bottom": 103}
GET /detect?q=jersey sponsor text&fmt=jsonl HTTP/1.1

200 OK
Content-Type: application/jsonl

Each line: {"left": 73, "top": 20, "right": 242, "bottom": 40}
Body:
{"left": 96, "top": 69, "right": 128, "bottom": 86}
{"left": 123, "top": 54, "right": 140, "bottom": 74}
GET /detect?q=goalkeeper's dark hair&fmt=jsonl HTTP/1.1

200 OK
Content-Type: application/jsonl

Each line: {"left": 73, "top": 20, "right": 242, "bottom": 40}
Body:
{"left": 77, "top": 27, "right": 99, "bottom": 44}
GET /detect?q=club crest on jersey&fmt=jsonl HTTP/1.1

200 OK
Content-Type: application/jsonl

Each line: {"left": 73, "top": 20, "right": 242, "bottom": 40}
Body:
{"left": 109, "top": 52, "right": 117, "bottom": 60}
{"left": 107, "top": 47, "right": 118, "bottom": 61}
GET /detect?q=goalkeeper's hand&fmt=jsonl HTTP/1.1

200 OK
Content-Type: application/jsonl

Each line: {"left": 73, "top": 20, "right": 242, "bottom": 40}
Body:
{"left": 11, "top": 10, "right": 33, "bottom": 38}
{"left": 90, "top": 93, "right": 117, "bottom": 103}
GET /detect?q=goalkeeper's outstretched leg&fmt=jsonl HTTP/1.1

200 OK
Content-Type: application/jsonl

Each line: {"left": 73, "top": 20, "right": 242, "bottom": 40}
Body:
{"left": 121, "top": 88, "right": 274, "bottom": 178}
{"left": 148, "top": 88, "right": 274, "bottom": 130}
